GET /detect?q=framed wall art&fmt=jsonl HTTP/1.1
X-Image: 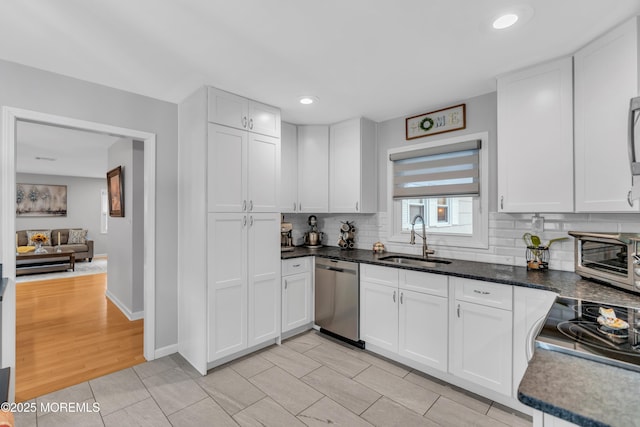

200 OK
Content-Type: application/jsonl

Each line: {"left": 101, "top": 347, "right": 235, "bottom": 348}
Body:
{"left": 406, "top": 103, "right": 466, "bottom": 140}
{"left": 107, "top": 166, "right": 124, "bottom": 217}
{"left": 16, "top": 183, "right": 67, "bottom": 217}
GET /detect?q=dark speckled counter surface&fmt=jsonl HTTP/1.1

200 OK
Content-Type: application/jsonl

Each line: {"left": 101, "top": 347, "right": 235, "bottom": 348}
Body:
{"left": 283, "top": 246, "right": 640, "bottom": 427}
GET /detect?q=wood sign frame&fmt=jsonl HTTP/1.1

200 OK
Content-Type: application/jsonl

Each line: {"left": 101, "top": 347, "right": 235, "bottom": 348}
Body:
{"left": 107, "top": 166, "right": 124, "bottom": 217}
{"left": 406, "top": 104, "right": 466, "bottom": 140}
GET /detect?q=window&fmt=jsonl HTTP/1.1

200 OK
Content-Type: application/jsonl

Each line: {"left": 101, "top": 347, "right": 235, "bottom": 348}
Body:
{"left": 388, "top": 132, "right": 488, "bottom": 249}
{"left": 100, "top": 188, "right": 108, "bottom": 234}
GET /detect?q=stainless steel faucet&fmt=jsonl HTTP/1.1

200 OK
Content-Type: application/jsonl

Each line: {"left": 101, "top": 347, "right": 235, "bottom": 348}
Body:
{"left": 410, "top": 215, "right": 435, "bottom": 258}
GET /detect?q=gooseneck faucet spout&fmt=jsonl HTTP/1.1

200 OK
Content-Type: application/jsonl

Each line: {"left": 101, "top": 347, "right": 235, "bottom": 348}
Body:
{"left": 410, "top": 214, "right": 435, "bottom": 259}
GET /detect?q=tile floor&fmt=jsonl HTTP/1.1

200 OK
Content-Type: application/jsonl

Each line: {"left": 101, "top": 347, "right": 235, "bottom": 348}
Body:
{"left": 13, "top": 331, "right": 533, "bottom": 426}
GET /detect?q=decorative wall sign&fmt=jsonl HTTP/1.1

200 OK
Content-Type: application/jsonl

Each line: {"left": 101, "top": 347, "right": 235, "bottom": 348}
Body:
{"left": 406, "top": 104, "right": 466, "bottom": 140}
{"left": 16, "top": 183, "right": 67, "bottom": 217}
{"left": 107, "top": 166, "right": 124, "bottom": 217}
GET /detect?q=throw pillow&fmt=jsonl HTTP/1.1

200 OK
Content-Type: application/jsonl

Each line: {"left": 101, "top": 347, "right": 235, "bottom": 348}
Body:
{"left": 68, "top": 229, "right": 87, "bottom": 244}
{"left": 26, "top": 230, "right": 52, "bottom": 246}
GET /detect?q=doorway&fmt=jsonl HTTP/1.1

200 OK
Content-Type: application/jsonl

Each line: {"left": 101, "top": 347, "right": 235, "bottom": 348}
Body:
{"left": 1, "top": 107, "right": 157, "bottom": 400}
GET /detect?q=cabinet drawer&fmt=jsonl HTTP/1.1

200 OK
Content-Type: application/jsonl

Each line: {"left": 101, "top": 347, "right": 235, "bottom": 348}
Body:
{"left": 400, "top": 270, "right": 448, "bottom": 297}
{"left": 360, "top": 264, "right": 399, "bottom": 288}
{"left": 282, "top": 257, "right": 311, "bottom": 276}
{"left": 453, "top": 277, "right": 512, "bottom": 310}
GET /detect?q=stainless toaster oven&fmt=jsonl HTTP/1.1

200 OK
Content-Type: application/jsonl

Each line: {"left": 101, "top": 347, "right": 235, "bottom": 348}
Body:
{"left": 569, "top": 231, "right": 640, "bottom": 294}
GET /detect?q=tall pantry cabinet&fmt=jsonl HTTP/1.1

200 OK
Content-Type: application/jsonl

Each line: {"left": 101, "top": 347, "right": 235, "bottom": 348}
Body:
{"left": 178, "top": 87, "right": 281, "bottom": 375}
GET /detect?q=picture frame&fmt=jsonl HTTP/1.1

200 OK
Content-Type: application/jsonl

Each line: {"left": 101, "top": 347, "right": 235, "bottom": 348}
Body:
{"left": 406, "top": 104, "right": 466, "bottom": 140}
{"left": 16, "top": 183, "right": 67, "bottom": 217}
{"left": 107, "top": 166, "right": 124, "bottom": 217}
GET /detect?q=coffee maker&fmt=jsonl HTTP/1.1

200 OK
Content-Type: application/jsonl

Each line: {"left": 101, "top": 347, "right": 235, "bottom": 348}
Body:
{"left": 281, "top": 216, "right": 294, "bottom": 252}
{"left": 303, "top": 215, "right": 324, "bottom": 248}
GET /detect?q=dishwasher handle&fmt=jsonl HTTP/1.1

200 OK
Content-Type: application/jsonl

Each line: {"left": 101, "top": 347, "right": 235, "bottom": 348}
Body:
{"left": 315, "top": 264, "right": 357, "bottom": 275}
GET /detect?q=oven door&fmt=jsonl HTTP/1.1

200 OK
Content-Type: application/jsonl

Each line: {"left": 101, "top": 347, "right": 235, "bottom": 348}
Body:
{"left": 574, "top": 236, "right": 633, "bottom": 291}
{"left": 536, "top": 297, "right": 640, "bottom": 372}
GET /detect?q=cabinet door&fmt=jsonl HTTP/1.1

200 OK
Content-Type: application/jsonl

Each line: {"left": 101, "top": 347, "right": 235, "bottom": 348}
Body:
{"left": 208, "top": 87, "right": 249, "bottom": 130}
{"left": 360, "top": 280, "right": 398, "bottom": 352}
{"left": 399, "top": 289, "right": 448, "bottom": 371}
{"left": 248, "top": 100, "right": 281, "bottom": 138}
{"left": 280, "top": 122, "right": 298, "bottom": 213}
{"left": 297, "top": 125, "right": 329, "bottom": 212}
{"left": 330, "top": 118, "right": 361, "bottom": 213}
{"left": 497, "top": 57, "right": 574, "bottom": 212}
{"left": 247, "top": 133, "right": 280, "bottom": 212}
{"left": 208, "top": 213, "right": 247, "bottom": 362}
{"left": 282, "top": 272, "right": 312, "bottom": 333}
{"left": 247, "top": 213, "right": 281, "bottom": 347}
{"left": 450, "top": 300, "right": 512, "bottom": 396}
{"left": 513, "top": 287, "right": 557, "bottom": 397}
{"left": 208, "top": 124, "right": 247, "bottom": 212}
{"left": 575, "top": 17, "right": 639, "bottom": 212}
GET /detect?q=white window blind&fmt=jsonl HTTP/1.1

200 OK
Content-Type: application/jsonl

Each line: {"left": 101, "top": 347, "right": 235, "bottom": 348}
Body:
{"left": 390, "top": 140, "right": 481, "bottom": 199}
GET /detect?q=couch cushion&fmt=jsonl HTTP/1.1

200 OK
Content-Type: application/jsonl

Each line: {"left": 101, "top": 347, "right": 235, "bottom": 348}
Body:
{"left": 16, "top": 230, "right": 28, "bottom": 247}
{"left": 26, "top": 230, "right": 52, "bottom": 246}
{"left": 68, "top": 229, "right": 87, "bottom": 244}
{"left": 63, "top": 244, "right": 89, "bottom": 253}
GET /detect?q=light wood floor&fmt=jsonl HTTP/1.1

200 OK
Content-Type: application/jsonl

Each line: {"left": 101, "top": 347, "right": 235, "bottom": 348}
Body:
{"left": 15, "top": 272, "right": 145, "bottom": 402}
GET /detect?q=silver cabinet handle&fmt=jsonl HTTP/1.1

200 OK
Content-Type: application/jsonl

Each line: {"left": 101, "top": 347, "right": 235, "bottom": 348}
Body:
{"left": 457, "top": 304, "right": 461, "bottom": 318}
{"left": 242, "top": 216, "right": 247, "bottom": 227}
{"left": 249, "top": 200, "right": 253, "bottom": 211}
{"left": 473, "top": 289, "right": 490, "bottom": 295}
{"left": 242, "top": 116, "right": 248, "bottom": 128}
{"left": 284, "top": 281, "right": 288, "bottom": 290}
{"left": 400, "top": 292, "right": 403, "bottom": 304}
{"left": 242, "top": 200, "right": 247, "bottom": 211}
{"left": 355, "top": 201, "right": 359, "bottom": 211}
{"left": 393, "top": 290, "right": 396, "bottom": 302}
{"left": 249, "top": 118, "right": 253, "bottom": 129}
{"left": 249, "top": 216, "right": 254, "bottom": 226}
{"left": 292, "top": 264, "right": 301, "bottom": 268}
{"left": 293, "top": 202, "right": 297, "bottom": 211}
{"left": 500, "top": 196, "right": 504, "bottom": 210}
{"left": 299, "top": 203, "right": 302, "bottom": 211}
{"left": 628, "top": 190, "right": 634, "bottom": 207}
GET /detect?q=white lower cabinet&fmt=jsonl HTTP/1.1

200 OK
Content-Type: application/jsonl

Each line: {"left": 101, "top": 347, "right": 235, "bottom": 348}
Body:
{"left": 360, "top": 264, "right": 448, "bottom": 372}
{"left": 281, "top": 257, "right": 313, "bottom": 333}
{"left": 207, "top": 212, "right": 280, "bottom": 363}
{"left": 398, "top": 288, "right": 448, "bottom": 370}
{"left": 533, "top": 411, "right": 579, "bottom": 427}
{"left": 360, "top": 279, "right": 399, "bottom": 352}
{"left": 450, "top": 277, "right": 513, "bottom": 396}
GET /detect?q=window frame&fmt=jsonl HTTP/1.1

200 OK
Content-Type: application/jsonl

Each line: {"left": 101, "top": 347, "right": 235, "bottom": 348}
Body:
{"left": 387, "top": 131, "right": 489, "bottom": 249}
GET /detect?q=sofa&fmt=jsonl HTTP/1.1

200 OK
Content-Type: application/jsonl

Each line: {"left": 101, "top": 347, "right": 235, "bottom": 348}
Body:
{"left": 16, "top": 229, "right": 94, "bottom": 262}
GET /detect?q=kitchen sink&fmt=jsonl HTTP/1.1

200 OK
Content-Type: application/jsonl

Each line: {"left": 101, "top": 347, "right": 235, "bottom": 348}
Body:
{"left": 378, "top": 255, "right": 452, "bottom": 268}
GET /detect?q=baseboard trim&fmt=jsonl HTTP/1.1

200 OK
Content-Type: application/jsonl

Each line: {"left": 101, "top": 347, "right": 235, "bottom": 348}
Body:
{"left": 155, "top": 343, "right": 178, "bottom": 359}
{"left": 105, "top": 290, "right": 144, "bottom": 321}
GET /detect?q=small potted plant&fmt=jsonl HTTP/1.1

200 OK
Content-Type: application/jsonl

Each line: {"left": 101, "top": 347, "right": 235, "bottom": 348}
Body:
{"left": 522, "top": 233, "right": 567, "bottom": 270}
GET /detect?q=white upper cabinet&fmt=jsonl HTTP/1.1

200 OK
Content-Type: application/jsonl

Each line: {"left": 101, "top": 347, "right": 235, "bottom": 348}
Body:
{"left": 208, "top": 87, "right": 281, "bottom": 138}
{"left": 497, "top": 57, "right": 574, "bottom": 212}
{"left": 247, "top": 133, "right": 280, "bottom": 212}
{"left": 574, "top": 17, "right": 640, "bottom": 212}
{"left": 208, "top": 124, "right": 247, "bottom": 212}
{"left": 329, "top": 118, "right": 377, "bottom": 213}
{"left": 298, "top": 125, "right": 329, "bottom": 213}
{"left": 280, "top": 122, "right": 299, "bottom": 213}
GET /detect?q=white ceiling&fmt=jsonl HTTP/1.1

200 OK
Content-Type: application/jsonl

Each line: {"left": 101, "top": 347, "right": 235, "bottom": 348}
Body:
{"left": 16, "top": 121, "right": 120, "bottom": 179}
{"left": 1, "top": 0, "right": 639, "bottom": 126}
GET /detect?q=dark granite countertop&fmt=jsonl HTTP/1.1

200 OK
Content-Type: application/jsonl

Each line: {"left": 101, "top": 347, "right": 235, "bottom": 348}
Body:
{"left": 282, "top": 246, "right": 640, "bottom": 308}
{"left": 518, "top": 348, "right": 640, "bottom": 427}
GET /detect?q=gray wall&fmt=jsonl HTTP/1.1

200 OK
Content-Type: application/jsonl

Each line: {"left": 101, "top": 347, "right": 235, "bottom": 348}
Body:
{"left": 0, "top": 59, "right": 178, "bottom": 350}
{"left": 107, "top": 138, "right": 144, "bottom": 316}
{"left": 15, "top": 173, "right": 107, "bottom": 255}
{"left": 376, "top": 92, "right": 498, "bottom": 213}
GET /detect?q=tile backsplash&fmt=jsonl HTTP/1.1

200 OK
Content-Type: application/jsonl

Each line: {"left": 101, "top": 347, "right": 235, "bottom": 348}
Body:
{"left": 284, "top": 211, "right": 640, "bottom": 272}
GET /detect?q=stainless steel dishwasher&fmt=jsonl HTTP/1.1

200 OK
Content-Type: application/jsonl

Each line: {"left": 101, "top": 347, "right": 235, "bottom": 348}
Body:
{"left": 314, "top": 258, "right": 363, "bottom": 347}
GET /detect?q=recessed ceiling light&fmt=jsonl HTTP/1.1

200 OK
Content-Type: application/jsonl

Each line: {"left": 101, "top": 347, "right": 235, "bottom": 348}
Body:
{"left": 493, "top": 13, "right": 519, "bottom": 29}
{"left": 35, "top": 156, "right": 56, "bottom": 161}
{"left": 299, "top": 96, "right": 318, "bottom": 105}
